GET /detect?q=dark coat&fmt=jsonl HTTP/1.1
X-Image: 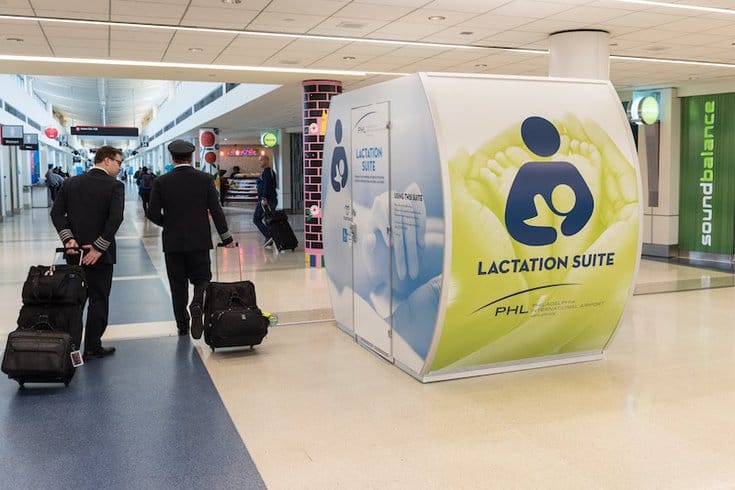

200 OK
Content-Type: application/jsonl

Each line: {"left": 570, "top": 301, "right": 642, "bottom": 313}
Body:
{"left": 146, "top": 165, "right": 232, "bottom": 252}
{"left": 50, "top": 168, "right": 125, "bottom": 264}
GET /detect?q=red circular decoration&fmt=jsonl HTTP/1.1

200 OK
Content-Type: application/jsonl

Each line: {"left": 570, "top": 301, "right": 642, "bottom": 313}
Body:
{"left": 45, "top": 127, "right": 59, "bottom": 139}
{"left": 200, "top": 131, "right": 216, "bottom": 147}
{"left": 204, "top": 151, "right": 217, "bottom": 164}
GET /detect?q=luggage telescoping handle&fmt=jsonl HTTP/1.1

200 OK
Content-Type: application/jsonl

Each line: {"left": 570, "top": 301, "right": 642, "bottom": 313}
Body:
{"left": 53, "top": 247, "right": 85, "bottom": 271}
{"left": 215, "top": 242, "right": 242, "bottom": 282}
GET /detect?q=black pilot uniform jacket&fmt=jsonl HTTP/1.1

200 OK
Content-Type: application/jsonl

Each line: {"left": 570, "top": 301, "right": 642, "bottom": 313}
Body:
{"left": 50, "top": 168, "right": 125, "bottom": 262}
{"left": 146, "top": 165, "right": 232, "bottom": 252}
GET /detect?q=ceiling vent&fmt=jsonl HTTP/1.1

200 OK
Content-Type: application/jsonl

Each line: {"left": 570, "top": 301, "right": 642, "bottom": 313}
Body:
{"left": 278, "top": 59, "right": 300, "bottom": 65}
{"left": 643, "top": 45, "right": 669, "bottom": 52}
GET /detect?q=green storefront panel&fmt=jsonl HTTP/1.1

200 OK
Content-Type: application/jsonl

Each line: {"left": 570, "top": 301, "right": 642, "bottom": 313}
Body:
{"left": 679, "top": 94, "right": 735, "bottom": 254}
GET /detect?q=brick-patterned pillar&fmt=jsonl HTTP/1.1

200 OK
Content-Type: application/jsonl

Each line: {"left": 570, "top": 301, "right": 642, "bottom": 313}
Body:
{"left": 302, "top": 80, "right": 342, "bottom": 268}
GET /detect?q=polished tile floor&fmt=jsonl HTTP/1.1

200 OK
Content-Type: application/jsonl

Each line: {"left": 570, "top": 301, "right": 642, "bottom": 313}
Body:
{"left": 2, "top": 185, "right": 735, "bottom": 489}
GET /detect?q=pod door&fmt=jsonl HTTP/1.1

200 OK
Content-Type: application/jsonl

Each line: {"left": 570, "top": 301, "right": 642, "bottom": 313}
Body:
{"left": 351, "top": 102, "right": 393, "bottom": 359}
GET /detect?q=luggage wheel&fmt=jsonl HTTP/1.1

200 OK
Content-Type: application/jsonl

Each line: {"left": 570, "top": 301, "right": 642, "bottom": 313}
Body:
{"left": 18, "top": 381, "right": 25, "bottom": 389}
{"left": 210, "top": 346, "right": 215, "bottom": 352}
{"left": 250, "top": 345, "right": 254, "bottom": 349}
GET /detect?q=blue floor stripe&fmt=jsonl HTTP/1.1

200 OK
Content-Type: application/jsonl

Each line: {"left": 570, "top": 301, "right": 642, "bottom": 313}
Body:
{"left": 109, "top": 278, "right": 175, "bottom": 325}
{"left": 0, "top": 337, "right": 266, "bottom": 489}
{"left": 114, "top": 238, "right": 158, "bottom": 278}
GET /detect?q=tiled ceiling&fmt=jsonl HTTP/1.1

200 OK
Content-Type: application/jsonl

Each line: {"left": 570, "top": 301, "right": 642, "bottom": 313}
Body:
{"left": 1, "top": 0, "right": 735, "bottom": 132}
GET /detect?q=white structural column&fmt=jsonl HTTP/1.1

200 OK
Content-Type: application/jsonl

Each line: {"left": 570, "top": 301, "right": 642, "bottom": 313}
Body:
{"left": 548, "top": 29, "right": 610, "bottom": 80}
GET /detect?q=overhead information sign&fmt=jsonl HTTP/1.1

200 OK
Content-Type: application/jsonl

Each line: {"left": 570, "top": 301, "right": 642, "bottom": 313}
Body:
{"left": 71, "top": 126, "right": 139, "bottom": 137}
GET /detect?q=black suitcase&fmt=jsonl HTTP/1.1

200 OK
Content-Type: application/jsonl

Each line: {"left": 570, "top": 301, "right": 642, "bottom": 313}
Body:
{"left": 204, "top": 300, "right": 269, "bottom": 351}
{"left": 2, "top": 323, "right": 76, "bottom": 388}
{"left": 17, "top": 304, "right": 83, "bottom": 349}
{"left": 203, "top": 246, "right": 270, "bottom": 352}
{"left": 264, "top": 206, "right": 298, "bottom": 252}
{"left": 21, "top": 251, "right": 87, "bottom": 306}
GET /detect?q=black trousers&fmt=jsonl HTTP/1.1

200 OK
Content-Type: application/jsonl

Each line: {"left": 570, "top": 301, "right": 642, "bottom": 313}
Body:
{"left": 83, "top": 263, "right": 114, "bottom": 351}
{"left": 164, "top": 251, "right": 212, "bottom": 328}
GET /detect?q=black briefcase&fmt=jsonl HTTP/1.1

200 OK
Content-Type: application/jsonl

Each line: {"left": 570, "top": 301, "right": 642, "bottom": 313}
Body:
{"left": 2, "top": 323, "right": 76, "bottom": 388}
{"left": 17, "top": 304, "right": 84, "bottom": 350}
{"left": 21, "top": 248, "right": 87, "bottom": 306}
{"left": 204, "top": 302, "right": 269, "bottom": 351}
{"left": 204, "top": 280, "right": 257, "bottom": 323}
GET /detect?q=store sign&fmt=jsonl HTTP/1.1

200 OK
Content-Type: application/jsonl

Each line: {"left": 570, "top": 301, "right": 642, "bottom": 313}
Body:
{"left": 44, "top": 127, "right": 59, "bottom": 139}
{"left": 260, "top": 130, "right": 279, "bottom": 148}
{"left": 629, "top": 92, "right": 660, "bottom": 125}
{"left": 679, "top": 93, "right": 735, "bottom": 254}
{"left": 228, "top": 147, "right": 259, "bottom": 157}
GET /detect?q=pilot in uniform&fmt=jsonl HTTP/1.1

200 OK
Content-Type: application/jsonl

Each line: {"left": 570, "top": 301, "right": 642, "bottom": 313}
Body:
{"left": 146, "top": 140, "right": 235, "bottom": 338}
{"left": 50, "top": 145, "right": 125, "bottom": 359}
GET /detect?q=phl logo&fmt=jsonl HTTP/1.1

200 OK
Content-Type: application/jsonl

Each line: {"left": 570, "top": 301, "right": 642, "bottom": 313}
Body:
{"left": 505, "top": 116, "right": 594, "bottom": 246}
{"left": 330, "top": 119, "right": 348, "bottom": 192}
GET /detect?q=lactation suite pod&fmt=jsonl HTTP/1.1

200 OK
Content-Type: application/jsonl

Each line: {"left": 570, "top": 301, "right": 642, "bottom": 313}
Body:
{"left": 322, "top": 73, "right": 642, "bottom": 382}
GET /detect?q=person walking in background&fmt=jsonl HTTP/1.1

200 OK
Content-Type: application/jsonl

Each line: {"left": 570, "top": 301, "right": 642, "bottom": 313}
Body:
{"left": 50, "top": 146, "right": 125, "bottom": 360}
{"left": 137, "top": 166, "right": 154, "bottom": 213}
{"left": 253, "top": 154, "right": 277, "bottom": 248}
{"left": 146, "top": 140, "right": 235, "bottom": 338}
{"left": 45, "top": 164, "right": 64, "bottom": 202}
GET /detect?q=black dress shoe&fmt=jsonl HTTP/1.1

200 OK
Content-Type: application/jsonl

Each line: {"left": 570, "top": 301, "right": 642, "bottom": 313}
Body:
{"left": 83, "top": 346, "right": 116, "bottom": 360}
{"left": 190, "top": 304, "right": 204, "bottom": 340}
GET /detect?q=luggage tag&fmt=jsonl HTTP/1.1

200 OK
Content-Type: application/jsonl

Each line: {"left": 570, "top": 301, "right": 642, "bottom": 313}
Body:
{"left": 70, "top": 350, "right": 84, "bottom": 367}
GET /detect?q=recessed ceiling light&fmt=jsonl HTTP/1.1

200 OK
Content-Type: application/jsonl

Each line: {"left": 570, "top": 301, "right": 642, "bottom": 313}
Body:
{"left": 428, "top": 15, "right": 446, "bottom": 21}
{"left": 283, "top": 18, "right": 295, "bottom": 22}
{"left": 610, "top": 42, "right": 619, "bottom": 46}
{"left": 188, "top": 47, "right": 203, "bottom": 53}
{"left": 224, "top": 138, "right": 228, "bottom": 141}
{"left": 342, "top": 56, "right": 356, "bottom": 60}
{"left": 6, "top": 37, "right": 23, "bottom": 43}
{"left": 222, "top": 0, "right": 242, "bottom": 4}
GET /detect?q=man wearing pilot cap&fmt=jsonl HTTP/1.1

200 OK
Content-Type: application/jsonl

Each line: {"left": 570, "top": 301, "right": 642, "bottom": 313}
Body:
{"left": 147, "top": 139, "right": 236, "bottom": 339}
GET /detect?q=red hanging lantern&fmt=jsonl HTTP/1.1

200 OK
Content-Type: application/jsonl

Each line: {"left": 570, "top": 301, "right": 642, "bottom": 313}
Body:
{"left": 45, "top": 127, "right": 59, "bottom": 139}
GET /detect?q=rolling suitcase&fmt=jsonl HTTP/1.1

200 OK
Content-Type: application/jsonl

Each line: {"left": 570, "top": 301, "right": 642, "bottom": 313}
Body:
{"left": 21, "top": 248, "right": 87, "bottom": 306}
{"left": 2, "top": 319, "right": 76, "bottom": 388}
{"left": 264, "top": 205, "right": 298, "bottom": 252}
{"left": 2, "top": 247, "right": 86, "bottom": 388}
{"left": 203, "top": 244, "right": 269, "bottom": 352}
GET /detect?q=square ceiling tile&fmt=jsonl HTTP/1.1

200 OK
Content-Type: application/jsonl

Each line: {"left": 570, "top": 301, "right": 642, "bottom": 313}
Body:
{"left": 265, "top": 0, "right": 348, "bottom": 16}
{"left": 112, "top": 1, "right": 188, "bottom": 24}
{"left": 309, "top": 17, "right": 391, "bottom": 36}
{"left": 332, "top": 3, "right": 414, "bottom": 21}
{"left": 181, "top": 6, "right": 260, "bottom": 28}
{"left": 247, "top": 11, "right": 325, "bottom": 33}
